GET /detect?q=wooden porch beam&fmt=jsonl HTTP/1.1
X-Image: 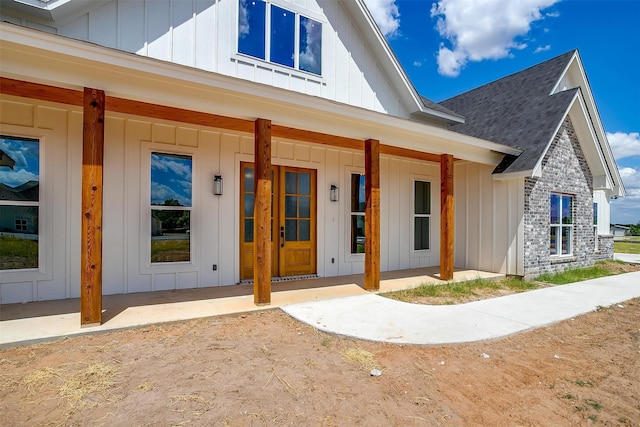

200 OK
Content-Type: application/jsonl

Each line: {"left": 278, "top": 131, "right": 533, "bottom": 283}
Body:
{"left": 440, "top": 154, "right": 454, "bottom": 281}
{"left": 81, "top": 88, "right": 105, "bottom": 326}
{"left": 364, "top": 139, "right": 380, "bottom": 291}
{"left": 0, "top": 77, "right": 83, "bottom": 105}
{"left": 1, "top": 78, "right": 450, "bottom": 165}
{"left": 254, "top": 118, "right": 272, "bottom": 305}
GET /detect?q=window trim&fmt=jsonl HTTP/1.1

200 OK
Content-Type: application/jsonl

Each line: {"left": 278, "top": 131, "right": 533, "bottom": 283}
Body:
{"left": 550, "top": 193, "right": 574, "bottom": 257}
{"left": 142, "top": 143, "right": 198, "bottom": 272}
{"left": 0, "top": 125, "right": 53, "bottom": 282}
{"left": 412, "top": 179, "right": 432, "bottom": 252}
{"left": 235, "top": 0, "right": 324, "bottom": 79}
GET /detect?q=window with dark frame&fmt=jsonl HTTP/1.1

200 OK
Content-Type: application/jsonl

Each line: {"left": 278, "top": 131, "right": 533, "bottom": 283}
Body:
{"left": 238, "top": 0, "right": 322, "bottom": 76}
{"left": 350, "top": 173, "right": 365, "bottom": 254}
{"left": 414, "top": 181, "right": 431, "bottom": 251}
{"left": 0, "top": 135, "right": 40, "bottom": 271}
{"left": 150, "top": 152, "right": 193, "bottom": 264}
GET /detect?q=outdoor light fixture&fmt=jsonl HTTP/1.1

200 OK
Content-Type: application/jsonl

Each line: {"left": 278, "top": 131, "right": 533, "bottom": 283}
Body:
{"left": 330, "top": 184, "right": 339, "bottom": 202}
{"left": 213, "top": 175, "right": 223, "bottom": 195}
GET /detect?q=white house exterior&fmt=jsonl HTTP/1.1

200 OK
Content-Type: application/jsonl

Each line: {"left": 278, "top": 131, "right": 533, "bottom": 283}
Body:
{"left": 0, "top": 0, "right": 624, "bottom": 321}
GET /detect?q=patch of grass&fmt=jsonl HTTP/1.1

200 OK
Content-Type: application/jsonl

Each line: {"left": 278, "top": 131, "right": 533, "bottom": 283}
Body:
{"left": 59, "top": 362, "right": 120, "bottom": 406}
{"left": 342, "top": 348, "right": 377, "bottom": 370}
{"left": 536, "top": 264, "right": 614, "bottom": 285}
{"left": 588, "top": 415, "right": 598, "bottom": 422}
{"left": 574, "top": 379, "right": 594, "bottom": 387}
{"left": 0, "top": 235, "right": 38, "bottom": 269}
{"left": 150, "top": 239, "right": 190, "bottom": 263}
{"left": 562, "top": 393, "right": 574, "bottom": 399}
{"left": 384, "top": 276, "right": 536, "bottom": 304}
{"left": 584, "top": 398, "right": 602, "bottom": 411}
{"left": 614, "top": 241, "right": 640, "bottom": 254}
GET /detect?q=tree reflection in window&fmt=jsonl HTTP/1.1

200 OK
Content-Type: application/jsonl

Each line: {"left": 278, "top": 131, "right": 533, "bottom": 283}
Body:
{"left": 150, "top": 152, "right": 192, "bottom": 263}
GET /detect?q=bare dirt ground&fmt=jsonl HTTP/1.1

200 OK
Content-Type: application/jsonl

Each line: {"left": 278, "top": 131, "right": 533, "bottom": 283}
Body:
{"left": 1, "top": 296, "right": 639, "bottom": 426}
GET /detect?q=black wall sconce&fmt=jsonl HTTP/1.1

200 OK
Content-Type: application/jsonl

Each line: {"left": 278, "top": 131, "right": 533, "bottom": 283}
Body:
{"left": 213, "top": 175, "right": 223, "bottom": 195}
{"left": 330, "top": 184, "right": 339, "bottom": 202}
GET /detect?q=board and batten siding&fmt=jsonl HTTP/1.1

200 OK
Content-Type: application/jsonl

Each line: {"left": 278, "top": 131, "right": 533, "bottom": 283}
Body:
{"left": 455, "top": 162, "right": 524, "bottom": 276}
{"left": 0, "top": 94, "right": 442, "bottom": 303}
{"left": 51, "top": 0, "right": 406, "bottom": 117}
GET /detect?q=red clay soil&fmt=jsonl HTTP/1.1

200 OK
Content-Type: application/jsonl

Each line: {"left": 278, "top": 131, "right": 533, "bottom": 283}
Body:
{"left": 1, "top": 298, "right": 639, "bottom": 426}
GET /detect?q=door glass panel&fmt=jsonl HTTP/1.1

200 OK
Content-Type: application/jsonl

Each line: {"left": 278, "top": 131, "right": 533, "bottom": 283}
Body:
{"left": 285, "top": 195, "right": 297, "bottom": 217}
{"left": 244, "top": 167, "right": 254, "bottom": 192}
{"left": 299, "top": 196, "right": 310, "bottom": 218}
{"left": 285, "top": 171, "right": 297, "bottom": 194}
{"left": 299, "top": 220, "right": 310, "bottom": 241}
{"left": 351, "top": 214, "right": 365, "bottom": 253}
{"left": 299, "top": 173, "right": 310, "bottom": 195}
{"left": 244, "top": 219, "right": 254, "bottom": 242}
{"left": 244, "top": 194, "right": 254, "bottom": 217}
{"left": 285, "top": 219, "right": 297, "bottom": 241}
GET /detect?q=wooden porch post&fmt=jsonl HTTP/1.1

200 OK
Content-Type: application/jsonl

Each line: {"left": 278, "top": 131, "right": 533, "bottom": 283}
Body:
{"left": 364, "top": 139, "right": 380, "bottom": 291}
{"left": 440, "top": 154, "right": 454, "bottom": 280}
{"left": 80, "top": 88, "right": 105, "bottom": 326}
{"left": 254, "top": 118, "right": 272, "bottom": 304}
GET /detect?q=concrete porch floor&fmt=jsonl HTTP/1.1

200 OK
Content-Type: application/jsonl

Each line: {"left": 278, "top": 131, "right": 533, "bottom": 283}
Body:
{"left": 0, "top": 267, "right": 502, "bottom": 347}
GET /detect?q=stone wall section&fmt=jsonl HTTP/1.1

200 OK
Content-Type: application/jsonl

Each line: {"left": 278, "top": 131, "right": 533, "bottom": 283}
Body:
{"left": 523, "top": 117, "right": 597, "bottom": 277}
{"left": 594, "top": 234, "right": 614, "bottom": 261}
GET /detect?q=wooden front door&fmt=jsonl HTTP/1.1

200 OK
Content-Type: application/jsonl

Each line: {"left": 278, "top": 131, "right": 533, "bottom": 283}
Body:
{"left": 240, "top": 163, "right": 316, "bottom": 280}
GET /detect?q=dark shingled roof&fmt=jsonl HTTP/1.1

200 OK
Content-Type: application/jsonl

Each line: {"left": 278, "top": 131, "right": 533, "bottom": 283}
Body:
{"left": 439, "top": 50, "right": 579, "bottom": 175}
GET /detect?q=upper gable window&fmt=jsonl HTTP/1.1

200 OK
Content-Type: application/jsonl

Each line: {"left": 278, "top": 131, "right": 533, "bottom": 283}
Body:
{"left": 238, "top": 0, "right": 322, "bottom": 76}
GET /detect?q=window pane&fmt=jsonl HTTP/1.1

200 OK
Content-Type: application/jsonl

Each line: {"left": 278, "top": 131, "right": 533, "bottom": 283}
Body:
{"left": 151, "top": 153, "right": 192, "bottom": 207}
{"left": 244, "top": 194, "right": 254, "bottom": 217}
{"left": 238, "top": 0, "right": 266, "bottom": 60}
{"left": 285, "top": 219, "right": 297, "bottom": 241}
{"left": 0, "top": 137, "right": 40, "bottom": 202}
{"left": 151, "top": 210, "right": 190, "bottom": 263}
{"left": 351, "top": 214, "right": 365, "bottom": 253}
{"left": 351, "top": 174, "right": 365, "bottom": 213}
{"left": 285, "top": 195, "right": 297, "bottom": 218}
{"left": 244, "top": 167, "right": 254, "bottom": 192}
{"left": 299, "top": 173, "right": 310, "bottom": 195}
{"left": 270, "top": 5, "right": 295, "bottom": 67}
{"left": 593, "top": 202, "right": 598, "bottom": 225}
{"left": 0, "top": 205, "right": 38, "bottom": 270}
{"left": 244, "top": 219, "right": 254, "bottom": 242}
{"left": 414, "top": 217, "right": 429, "bottom": 250}
{"left": 415, "top": 181, "right": 430, "bottom": 214}
{"left": 299, "top": 219, "right": 310, "bottom": 241}
{"left": 299, "top": 196, "right": 310, "bottom": 218}
{"left": 561, "top": 226, "right": 571, "bottom": 254}
{"left": 299, "top": 16, "right": 322, "bottom": 75}
{"left": 562, "top": 196, "right": 572, "bottom": 224}
{"left": 285, "top": 171, "right": 297, "bottom": 194}
{"left": 550, "top": 226, "right": 558, "bottom": 255}
{"left": 550, "top": 194, "right": 560, "bottom": 224}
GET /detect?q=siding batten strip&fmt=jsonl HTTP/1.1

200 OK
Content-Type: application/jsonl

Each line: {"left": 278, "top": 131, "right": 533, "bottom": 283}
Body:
{"left": 440, "top": 154, "right": 454, "bottom": 280}
{"left": 254, "top": 118, "right": 272, "bottom": 305}
{"left": 81, "top": 88, "right": 105, "bottom": 326}
{"left": 364, "top": 139, "right": 380, "bottom": 291}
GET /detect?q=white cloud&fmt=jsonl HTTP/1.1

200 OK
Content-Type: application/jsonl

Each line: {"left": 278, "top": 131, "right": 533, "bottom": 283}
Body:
{"left": 430, "top": 0, "right": 559, "bottom": 76}
{"left": 534, "top": 44, "right": 551, "bottom": 53}
{"left": 607, "top": 131, "right": 640, "bottom": 160}
{"left": 612, "top": 166, "right": 640, "bottom": 224}
{"left": 413, "top": 60, "right": 422, "bottom": 67}
{"left": 363, "top": 0, "right": 400, "bottom": 37}
{"left": 0, "top": 169, "right": 38, "bottom": 187}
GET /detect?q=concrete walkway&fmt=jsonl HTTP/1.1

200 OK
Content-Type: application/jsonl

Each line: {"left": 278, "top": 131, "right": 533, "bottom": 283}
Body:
{"left": 614, "top": 252, "right": 640, "bottom": 264}
{"left": 283, "top": 271, "right": 640, "bottom": 345}
{"left": 1, "top": 269, "right": 638, "bottom": 348}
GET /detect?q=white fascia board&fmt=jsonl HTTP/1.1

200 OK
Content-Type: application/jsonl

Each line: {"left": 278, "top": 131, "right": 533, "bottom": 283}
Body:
{"left": 340, "top": 0, "right": 464, "bottom": 124}
{"left": 551, "top": 52, "right": 625, "bottom": 197}
{"left": 492, "top": 169, "right": 535, "bottom": 180}
{"left": 0, "top": 22, "right": 516, "bottom": 164}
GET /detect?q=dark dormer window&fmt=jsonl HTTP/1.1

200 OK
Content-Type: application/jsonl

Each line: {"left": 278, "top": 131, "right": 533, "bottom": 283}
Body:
{"left": 238, "top": 0, "right": 322, "bottom": 76}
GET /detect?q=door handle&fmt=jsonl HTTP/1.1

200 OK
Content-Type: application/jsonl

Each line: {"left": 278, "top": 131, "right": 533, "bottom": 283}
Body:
{"left": 280, "top": 226, "right": 285, "bottom": 248}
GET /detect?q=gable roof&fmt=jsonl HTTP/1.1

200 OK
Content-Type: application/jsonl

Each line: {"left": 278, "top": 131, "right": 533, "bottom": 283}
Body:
{"left": 439, "top": 50, "right": 625, "bottom": 197}
{"left": 440, "top": 50, "right": 577, "bottom": 175}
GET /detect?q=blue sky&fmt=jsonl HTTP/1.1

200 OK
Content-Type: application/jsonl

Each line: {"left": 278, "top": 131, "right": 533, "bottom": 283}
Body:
{"left": 150, "top": 153, "right": 192, "bottom": 207}
{"left": 364, "top": 0, "right": 640, "bottom": 225}
{"left": 0, "top": 137, "right": 39, "bottom": 189}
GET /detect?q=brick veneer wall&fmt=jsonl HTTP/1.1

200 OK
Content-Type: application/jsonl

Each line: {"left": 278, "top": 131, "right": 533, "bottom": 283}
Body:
{"left": 594, "top": 234, "right": 614, "bottom": 261}
{"left": 523, "top": 117, "right": 597, "bottom": 277}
